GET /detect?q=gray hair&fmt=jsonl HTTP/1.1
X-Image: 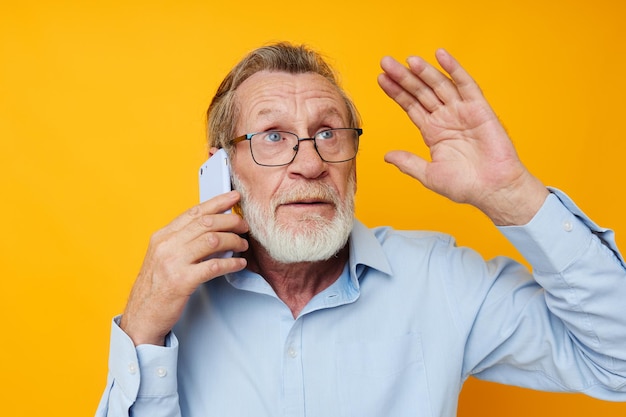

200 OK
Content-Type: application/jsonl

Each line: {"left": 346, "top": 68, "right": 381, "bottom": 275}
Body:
{"left": 206, "top": 42, "right": 361, "bottom": 151}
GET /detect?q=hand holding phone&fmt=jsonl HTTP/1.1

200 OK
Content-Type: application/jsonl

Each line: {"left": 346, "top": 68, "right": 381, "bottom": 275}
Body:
{"left": 198, "top": 148, "right": 233, "bottom": 258}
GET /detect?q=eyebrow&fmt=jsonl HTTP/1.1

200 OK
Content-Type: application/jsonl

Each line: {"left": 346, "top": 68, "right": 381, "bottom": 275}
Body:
{"left": 256, "top": 108, "right": 279, "bottom": 118}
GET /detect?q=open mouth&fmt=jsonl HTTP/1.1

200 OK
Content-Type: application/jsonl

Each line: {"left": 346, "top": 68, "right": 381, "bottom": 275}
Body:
{"left": 277, "top": 198, "right": 335, "bottom": 213}
{"left": 274, "top": 185, "right": 337, "bottom": 211}
{"left": 282, "top": 197, "right": 332, "bottom": 206}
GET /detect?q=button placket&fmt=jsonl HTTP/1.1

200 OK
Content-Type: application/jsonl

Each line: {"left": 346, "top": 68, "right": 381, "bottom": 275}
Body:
{"left": 283, "top": 318, "right": 305, "bottom": 416}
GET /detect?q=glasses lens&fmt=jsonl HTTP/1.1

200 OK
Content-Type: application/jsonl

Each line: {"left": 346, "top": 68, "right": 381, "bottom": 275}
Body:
{"left": 315, "top": 128, "right": 359, "bottom": 162}
{"left": 250, "top": 131, "right": 298, "bottom": 166}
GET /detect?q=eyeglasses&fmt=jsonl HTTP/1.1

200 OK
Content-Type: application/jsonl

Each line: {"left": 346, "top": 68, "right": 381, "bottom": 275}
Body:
{"left": 231, "top": 128, "right": 363, "bottom": 167}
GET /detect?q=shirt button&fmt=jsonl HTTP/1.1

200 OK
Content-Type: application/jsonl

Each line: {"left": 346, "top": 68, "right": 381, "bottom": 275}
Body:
{"left": 156, "top": 367, "right": 167, "bottom": 378}
{"left": 128, "top": 362, "right": 138, "bottom": 375}
{"left": 287, "top": 347, "right": 298, "bottom": 358}
{"left": 563, "top": 220, "right": 574, "bottom": 232}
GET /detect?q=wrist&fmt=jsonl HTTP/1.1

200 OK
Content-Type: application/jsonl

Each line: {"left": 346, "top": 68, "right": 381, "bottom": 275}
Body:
{"left": 480, "top": 174, "right": 549, "bottom": 226}
{"left": 120, "top": 314, "right": 168, "bottom": 347}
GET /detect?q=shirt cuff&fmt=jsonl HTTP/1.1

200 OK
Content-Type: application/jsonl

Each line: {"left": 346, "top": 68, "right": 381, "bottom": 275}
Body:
{"left": 108, "top": 316, "right": 179, "bottom": 400}
{"left": 497, "top": 188, "right": 599, "bottom": 274}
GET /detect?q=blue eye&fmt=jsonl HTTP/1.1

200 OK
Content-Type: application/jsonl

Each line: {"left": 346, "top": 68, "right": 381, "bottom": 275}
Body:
{"left": 317, "top": 130, "right": 335, "bottom": 140}
{"left": 264, "top": 132, "right": 283, "bottom": 142}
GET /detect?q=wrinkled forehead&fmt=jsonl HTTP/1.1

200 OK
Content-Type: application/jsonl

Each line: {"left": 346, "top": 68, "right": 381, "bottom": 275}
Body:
{"left": 234, "top": 70, "right": 350, "bottom": 126}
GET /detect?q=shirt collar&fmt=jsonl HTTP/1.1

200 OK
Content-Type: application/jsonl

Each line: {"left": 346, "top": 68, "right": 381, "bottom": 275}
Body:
{"left": 348, "top": 219, "right": 393, "bottom": 286}
{"left": 226, "top": 219, "right": 393, "bottom": 294}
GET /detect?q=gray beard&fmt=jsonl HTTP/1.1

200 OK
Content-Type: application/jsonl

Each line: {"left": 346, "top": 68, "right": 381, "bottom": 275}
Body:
{"left": 231, "top": 173, "right": 355, "bottom": 264}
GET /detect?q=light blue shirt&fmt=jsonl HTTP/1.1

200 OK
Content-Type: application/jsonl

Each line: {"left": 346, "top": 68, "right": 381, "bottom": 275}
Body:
{"left": 96, "top": 190, "right": 626, "bottom": 417}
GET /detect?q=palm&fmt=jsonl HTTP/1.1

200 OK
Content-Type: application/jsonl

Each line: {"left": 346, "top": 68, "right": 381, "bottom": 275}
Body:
{"left": 378, "top": 49, "right": 526, "bottom": 208}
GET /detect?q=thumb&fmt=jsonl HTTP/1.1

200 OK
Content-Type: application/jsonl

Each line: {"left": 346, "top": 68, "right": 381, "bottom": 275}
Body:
{"left": 384, "top": 150, "right": 429, "bottom": 185}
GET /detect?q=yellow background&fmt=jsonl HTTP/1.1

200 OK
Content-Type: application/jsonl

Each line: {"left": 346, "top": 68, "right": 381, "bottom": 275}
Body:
{"left": 1, "top": 0, "right": 625, "bottom": 415}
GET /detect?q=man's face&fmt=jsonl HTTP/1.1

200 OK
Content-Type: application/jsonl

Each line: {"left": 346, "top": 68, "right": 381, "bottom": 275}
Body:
{"left": 230, "top": 70, "right": 356, "bottom": 263}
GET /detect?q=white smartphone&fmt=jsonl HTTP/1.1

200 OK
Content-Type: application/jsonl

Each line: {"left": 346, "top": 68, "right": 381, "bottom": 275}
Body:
{"left": 198, "top": 148, "right": 233, "bottom": 258}
{"left": 199, "top": 148, "right": 232, "bottom": 209}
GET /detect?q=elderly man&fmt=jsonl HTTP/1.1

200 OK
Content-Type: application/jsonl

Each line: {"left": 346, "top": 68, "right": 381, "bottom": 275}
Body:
{"left": 96, "top": 42, "right": 626, "bottom": 417}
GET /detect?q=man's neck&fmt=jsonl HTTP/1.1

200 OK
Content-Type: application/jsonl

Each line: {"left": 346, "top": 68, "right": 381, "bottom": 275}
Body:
{"left": 244, "top": 240, "right": 349, "bottom": 318}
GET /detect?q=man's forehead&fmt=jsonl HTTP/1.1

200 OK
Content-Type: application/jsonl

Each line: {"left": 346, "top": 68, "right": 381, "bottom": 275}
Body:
{"left": 254, "top": 106, "right": 344, "bottom": 120}
{"left": 235, "top": 71, "right": 349, "bottom": 120}
{"left": 236, "top": 71, "right": 340, "bottom": 101}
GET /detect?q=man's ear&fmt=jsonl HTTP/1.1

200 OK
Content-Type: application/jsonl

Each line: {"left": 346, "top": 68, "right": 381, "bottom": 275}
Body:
{"left": 209, "top": 147, "right": 220, "bottom": 157}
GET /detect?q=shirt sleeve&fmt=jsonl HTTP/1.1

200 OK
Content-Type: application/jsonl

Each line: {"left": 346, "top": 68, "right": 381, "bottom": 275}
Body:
{"left": 499, "top": 187, "right": 625, "bottom": 272}
{"left": 95, "top": 316, "right": 181, "bottom": 417}
{"left": 466, "top": 188, "right": 626, "bottom": 398}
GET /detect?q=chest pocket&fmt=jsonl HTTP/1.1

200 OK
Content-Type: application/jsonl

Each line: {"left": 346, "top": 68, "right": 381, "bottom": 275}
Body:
{"left": 336, "top": 333, "right": 433, "bottom": 417}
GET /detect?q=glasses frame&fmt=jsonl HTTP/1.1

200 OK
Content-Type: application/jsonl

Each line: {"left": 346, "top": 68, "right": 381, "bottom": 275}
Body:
{"left": 230, "top": 128, "right": 363, "bottom": 167}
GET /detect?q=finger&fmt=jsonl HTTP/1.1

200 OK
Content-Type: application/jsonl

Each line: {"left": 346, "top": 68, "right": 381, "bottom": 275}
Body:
{"left": 167, "top": 212, "right": 249, "bottom": 266}
{"left": 377, "top": 73, "right": 428, "bottom": 127}
{"left": 167, "top": 190, "right": 241, "bottom": 233}
{"left": 150, "top": 200, "right": 248, "bottom": 267}
{"left": 384, "top": 150, "right": 429, "bottom": 186}
{"left": 406, "top": 55, "right": 460, "bottom": 104}
{"left": 434, "top": 48, "right": 483, "bottom": 101}
{"left": 178, "top": 210, "right": 249, "bottom": 245}
{"left": 186, "top": 229, "right": 250, "bottom": 264}
{"left": 380, "top": 56, "right": 443, "bottom": 113}
{"left": 192, "top": 255, "right": 248, "bottom": 284}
